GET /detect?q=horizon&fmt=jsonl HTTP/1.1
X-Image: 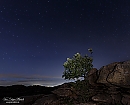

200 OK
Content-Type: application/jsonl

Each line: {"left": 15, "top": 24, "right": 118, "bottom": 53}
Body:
{"left": 0, "top": 73, "right": 67, "bottom": 87}
{"left": 0, "top": 59, "right": 129, "bottom": 87}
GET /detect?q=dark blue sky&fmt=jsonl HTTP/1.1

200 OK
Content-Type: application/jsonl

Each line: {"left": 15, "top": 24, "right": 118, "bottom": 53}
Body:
{"left": 0, "top": 0, "right": 130, "bottom": 86}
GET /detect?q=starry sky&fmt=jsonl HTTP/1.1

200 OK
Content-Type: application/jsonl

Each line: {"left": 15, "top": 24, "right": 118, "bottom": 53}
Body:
{"left": 0, "top": 0, "right": 130, "bottom": 86}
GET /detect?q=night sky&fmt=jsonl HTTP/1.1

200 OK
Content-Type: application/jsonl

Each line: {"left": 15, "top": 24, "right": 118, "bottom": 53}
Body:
{"left": 0, "top": 0, "right": 130, "bottom": 86}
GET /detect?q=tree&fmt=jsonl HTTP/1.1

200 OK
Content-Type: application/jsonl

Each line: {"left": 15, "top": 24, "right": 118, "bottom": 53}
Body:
{"left": 62, "top": 49, "right": 93, "bottom": 80}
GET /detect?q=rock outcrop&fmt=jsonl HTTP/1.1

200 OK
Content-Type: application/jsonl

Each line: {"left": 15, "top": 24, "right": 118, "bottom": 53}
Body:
{"left": 2, "top": 60, "right": 130, "bottom": 105}
{"left": 97, "top": 60, "right": 130, "bottom": 88}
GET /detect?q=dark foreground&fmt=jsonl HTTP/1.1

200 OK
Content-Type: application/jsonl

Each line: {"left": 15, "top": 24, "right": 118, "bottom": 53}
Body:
{"left": 0, "top": 85, "right": 59, "bottom": 105}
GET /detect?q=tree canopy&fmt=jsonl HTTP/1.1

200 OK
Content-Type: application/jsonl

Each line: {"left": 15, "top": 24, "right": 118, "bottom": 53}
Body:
{"left": 62, "top": 51, "right": 93, "bottom": 80}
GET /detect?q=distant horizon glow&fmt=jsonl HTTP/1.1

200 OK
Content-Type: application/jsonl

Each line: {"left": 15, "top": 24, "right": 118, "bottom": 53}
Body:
{"left": 0, "top": 73, "right": 66, "bottom": 86}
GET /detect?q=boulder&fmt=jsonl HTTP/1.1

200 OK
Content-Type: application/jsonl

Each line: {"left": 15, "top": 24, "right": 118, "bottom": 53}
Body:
{"left": 122, "top": 94, "right": 130, "bottom": 105}
{"left": 97, "top": 60, "right": 130, "bottom": 88}
{"left": 87, "top": 68, "right": 98, "bottom": 86}
{"left": 107, "top": 61, "right": 130, "bottom": 88}
{"left": 97, "top": 62, "right": 119, "bottom": 85}
{"left": 92, "top": 93, "right": 112, "bottom": 104}
{"left": 32, "top": 94, "right": 57, "bottom": 105}
{"left": 111, "top": 93, "right": 122, "bottom": 105}
{"left": 51, "top": 82, "right": 72, "bottom": 97}
{"left": 52, "top": 87, "right": 73, "bottom": 97}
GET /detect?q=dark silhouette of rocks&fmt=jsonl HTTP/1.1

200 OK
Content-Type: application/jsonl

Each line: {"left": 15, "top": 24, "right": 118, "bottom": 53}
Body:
{"left": 0, "top": 85, "right": 58, "bottom": 97}
{"left": 1, "top": 60, "right": 130, "bottom": 105}
{"left": 0, "top": 85, "right": 59, "bottom": 105}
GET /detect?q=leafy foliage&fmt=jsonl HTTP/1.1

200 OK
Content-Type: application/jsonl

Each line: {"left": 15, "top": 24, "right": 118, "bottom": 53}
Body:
{"left": 62, "top": 52, "right": 93, "bottom": 80}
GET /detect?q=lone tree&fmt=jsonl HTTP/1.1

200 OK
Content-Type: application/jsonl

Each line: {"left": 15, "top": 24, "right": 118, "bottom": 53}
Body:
{"left": 62, "top": 49, "right": 93, "bottom": 80}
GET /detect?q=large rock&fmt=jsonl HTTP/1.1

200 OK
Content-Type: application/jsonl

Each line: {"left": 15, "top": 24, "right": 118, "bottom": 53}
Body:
{"left": 97, "top": 62, "right": 119, "bottom": 85}
{"left": 92, "top": 93, "right": 112, "bottom": 103}
{"left": 111, "top": 93, "right": 122, "bottom": 104}
{"left": 97, "top": 60, "right": 130, "bottom": 88}
{"left": 107, "top": 61, "right": 130, "bottom": 88}
{"left": 52, "top": 83, "right": 74, "bottom": 97}
{"left": 122, "top": 94, "right": 130, "bottom": 105}
{"left": 52, "top": 87, "right": 73, "bottom": 97}
{"left": 87, "top": 68, "right": 98, "bottom": 86}
{"left": 32, "top": 94, "right": 57, "bottom": 105}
